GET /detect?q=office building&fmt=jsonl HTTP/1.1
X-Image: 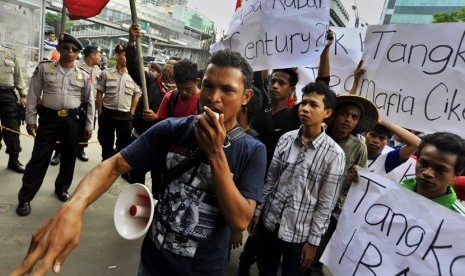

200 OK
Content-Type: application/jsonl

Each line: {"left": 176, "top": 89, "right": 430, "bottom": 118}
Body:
{"left": 381, "top": 0, "right": 465, "bottom": 24}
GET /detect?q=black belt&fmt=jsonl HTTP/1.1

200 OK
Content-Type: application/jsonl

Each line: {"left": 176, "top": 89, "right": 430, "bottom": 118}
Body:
{"left": 0, "top": 86, "right": 14, "bottom": 91}
{"left": 39, "top": 105, "right": 79, "bottom": 118}
{"left": 102, "top": 107, "right": 130, "bottom": 117}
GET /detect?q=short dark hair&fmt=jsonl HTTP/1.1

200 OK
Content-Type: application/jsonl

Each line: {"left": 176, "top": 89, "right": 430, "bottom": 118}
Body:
{"left": 368, "top": 124, "right": 393, "bottom": 139}
{"left": 418, "top": 132, "right": 465, "bottom": 175}
{"left": 271, "top": 68, "right": 298, "bottom": 87}
{"left": 245, "top": 85, "right": 264, "bottom": 121}
{"left": 173, "top": 59, "right": 199, "bottom": 83}
{"left": 301, "top": 81, "right": 336, "bottom": 109}
{"left": 208, "top": 50, "right": 253, "bottom": 89}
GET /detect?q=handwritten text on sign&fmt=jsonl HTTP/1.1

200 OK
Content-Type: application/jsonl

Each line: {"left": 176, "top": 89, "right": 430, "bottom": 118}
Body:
{"left": 321, "top": 170, "right": 465, "bottom": 276}
{"left": 355, "top": 23, "right": 465, "bottom": 135}
{"left": 210, "top": 0, "right": 330, "bottom": 71}
{"left": 296, "top": 27, "right": 366, "bottom": 99}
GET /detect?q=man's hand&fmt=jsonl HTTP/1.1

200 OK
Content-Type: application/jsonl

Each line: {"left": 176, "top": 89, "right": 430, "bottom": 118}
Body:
{"left": 229, "top": 231, "right": 243, "bottom": 249}
{"left": 19, "top": 97, "right": 26, "bottom": 107}
{"left": 195, "top": 106, "right": 226, "bottom": 159}
{"left": 85, "top": 129, "right": 93, "bottom": 140}
{"left": 326, "top": 29, "right": 334, "bottom": 47}
{"left": 300, "top": 243, "right": 317, "bottom": 270}
{"left": 142, "top": 109, "right": 158, "bottom": 122}
{"left": 354, "top": 60, "right": 366, "bottom": 82}
{"left": 26, "top": 124, "right": 37, "bottom": 137}
{"left": 128, "top": 24, "right": 141, "bottom": 46}
{"left": 247, "top": 215, "right": 260, "bottom": 236}
{"left": 11, "top": 203, "right": 85, "bottom": 276}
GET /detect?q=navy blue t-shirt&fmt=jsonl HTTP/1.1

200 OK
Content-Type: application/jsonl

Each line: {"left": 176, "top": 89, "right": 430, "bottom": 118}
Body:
{"left": 121, "top": 115, "right": 266, "bottom": 275}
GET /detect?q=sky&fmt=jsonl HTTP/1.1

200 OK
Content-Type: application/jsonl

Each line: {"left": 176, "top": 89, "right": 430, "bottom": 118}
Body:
{"left": 187, "top": 0, "right": 385, "bottom": 35}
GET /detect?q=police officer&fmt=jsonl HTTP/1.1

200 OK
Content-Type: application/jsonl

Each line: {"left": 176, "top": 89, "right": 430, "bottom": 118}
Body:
{"left": 50, "top": 45, "right": 101, "bottom": 164}
{"left": 16, "top": 33, "right": 95, "bottom": 216}
{"left": 96, "top": 44, "right": 140, "bottom": 162}
{"left": 0, "top": 44, "right": 27, "bottom": 173}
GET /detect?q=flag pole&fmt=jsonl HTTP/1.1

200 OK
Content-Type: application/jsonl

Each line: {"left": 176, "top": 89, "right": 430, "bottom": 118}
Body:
{"left": 60, "top": 2, "right": 67, "bottom": 33}
{"left": 129, "top": 0, "right": 149, "bottom": 111}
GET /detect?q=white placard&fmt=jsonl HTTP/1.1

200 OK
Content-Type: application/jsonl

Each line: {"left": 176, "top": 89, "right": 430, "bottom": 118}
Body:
{"left": 354, "top": 23, "right": 465, "bottom": 136}
{"left": 210, "top": 0, "right": 331, "bottom": 71}
{"left": 295, "top": 27, "right": 366, "bottom": 100}
{"left": 321, "top": 169, "right": 465, "bottom": 276}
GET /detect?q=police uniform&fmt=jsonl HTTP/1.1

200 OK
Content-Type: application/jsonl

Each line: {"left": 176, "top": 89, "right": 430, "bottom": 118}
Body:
{"left": 50, "top": 46, "right": 102, "bottom": 164}
{"left": 75, "top": 53, "right": 101, "bottom": 159}
{"left": 17, "top": 33, "right": 95, "bottom": 216}
{"left": 0, "top": 44, "right": 26, "bottom": 173}
{"left": 96, "top": 45, "right": 140, "bottom": 160}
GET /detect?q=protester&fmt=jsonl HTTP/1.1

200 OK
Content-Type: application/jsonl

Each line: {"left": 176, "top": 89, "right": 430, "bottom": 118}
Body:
{"left": 11, "top": 49, "right": 266, "bottom": 276}
{"left": 43, "top": 30, "right": 58, "bottom": 60}
{"left": 155, "top": 58, "right": 201, "bottom": 121}
{"left": 96, "top": 44, "right": 141, "bottom": 161}
{"left": 251, "top": 81, "right": 345, "bottom": 276}
{"left": 16, "top": 33, "right": 94, "bottom": 216}
{"left": 402, "top": 132, "right": 465, "bottom": 214}
{"left": 125, "top": 26, "right": 182, "bottom": 184}
{"left": 0, "top": 44, "right": 27, "bottom": 173}
{"left": 238, "top": 30, "right": 334, "bottom": 276}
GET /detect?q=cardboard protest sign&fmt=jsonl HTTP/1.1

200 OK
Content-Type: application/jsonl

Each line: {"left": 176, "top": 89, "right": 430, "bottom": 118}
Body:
{"left": 295, "top": 27, "right": 366, "bottom": 100}
{"left": 210, "top": 0, "right": 331, "bottom": 71}
{"left": 321, "top": 169, "right": 465, "bottom": 276}
{"left": 355, "top": 23, "right": 465, "bottom": 136}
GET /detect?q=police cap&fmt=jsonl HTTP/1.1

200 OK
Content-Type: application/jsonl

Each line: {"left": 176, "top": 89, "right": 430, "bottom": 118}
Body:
{"left": 58, "top": 33, "right": 83, "bottom": 50}
{"left": 114, "top": 44, "right": 126, "bottom": 54}
{"left": 83, "top": 45, "right": 101, "bottom": 57}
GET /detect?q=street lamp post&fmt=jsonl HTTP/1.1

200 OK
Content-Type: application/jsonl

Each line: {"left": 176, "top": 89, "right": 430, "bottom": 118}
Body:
{"left": 352, "top": 0, "right": 369, "bottom": 28}
{"left": 352, "top": 0, "right": 359, "bottom": 28}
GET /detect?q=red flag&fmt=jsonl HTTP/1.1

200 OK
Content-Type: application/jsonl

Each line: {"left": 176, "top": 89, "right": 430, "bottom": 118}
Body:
{"left": 235, "top": 0, "right": 242, "bottom": 10}
{"left": 64, "top": 0, "right": 110, "bottom": 20}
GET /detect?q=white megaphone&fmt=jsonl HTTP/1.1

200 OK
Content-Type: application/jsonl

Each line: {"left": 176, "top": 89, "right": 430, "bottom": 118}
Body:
{"left": 114, "top": 183, "right": 156, "bottom": 240}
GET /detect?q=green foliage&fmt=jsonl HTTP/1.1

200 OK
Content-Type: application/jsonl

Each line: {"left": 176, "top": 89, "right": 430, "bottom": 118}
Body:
{"left": 107, "top": 58, "right": 117, "bottom": 68}
{"left": 45, "top": 12, "right": 74, "bottom": 33}
{"left": 433, "top": 7, "right": 465, "bottom": 23}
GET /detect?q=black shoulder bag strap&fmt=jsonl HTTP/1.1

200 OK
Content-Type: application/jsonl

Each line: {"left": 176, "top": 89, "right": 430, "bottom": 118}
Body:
{"left": 156, "top": 125, "right": 247, "bottom": 196}
{"left": 168, "top": 89, "right": 179, "bottom": 117}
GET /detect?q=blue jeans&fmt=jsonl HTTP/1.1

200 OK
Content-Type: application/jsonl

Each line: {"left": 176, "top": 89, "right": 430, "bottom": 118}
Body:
{"left": 256, "top": 226, "right": 308, "bottom": 276}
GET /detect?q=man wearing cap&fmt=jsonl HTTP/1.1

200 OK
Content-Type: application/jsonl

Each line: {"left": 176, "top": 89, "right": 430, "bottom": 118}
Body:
{"left": 50, "top": 45, "right": 101, "bottom": 165}
{"left": 16, "top": 33, "right": 95, "bottom": 216}
{"left": 96, "top": 44, "right": 141, "bottom": 162}
{"left": 0, "top": 44, "right": 27, "bottom": 173}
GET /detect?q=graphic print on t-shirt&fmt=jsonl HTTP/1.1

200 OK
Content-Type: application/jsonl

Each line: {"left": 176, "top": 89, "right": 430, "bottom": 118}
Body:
{"left": 152, "top": 149, "right": 220, "bottom": 257}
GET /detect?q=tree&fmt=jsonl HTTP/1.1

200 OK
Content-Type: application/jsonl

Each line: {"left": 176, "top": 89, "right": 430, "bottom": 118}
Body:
{"left": 45, "top": 12, "right": 74, "bottom": 33}
{"left": 433, "top": 7, "right": 465, "bottom": 23}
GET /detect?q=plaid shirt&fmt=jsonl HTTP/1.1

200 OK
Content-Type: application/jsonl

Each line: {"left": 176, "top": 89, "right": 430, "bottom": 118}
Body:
{"left": 255, "top": 128, "right": 345, "bottom": 245}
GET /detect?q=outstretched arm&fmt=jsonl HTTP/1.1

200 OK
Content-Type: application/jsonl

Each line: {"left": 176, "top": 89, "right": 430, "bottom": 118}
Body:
{"left": 349, "top": 60, "right": 365, "bottom": 95}
{"left": 11, "top": 154, "right": 132, "bottom": 276}
{"left": 317, "top": 29, "right": 334, "bottom": 79}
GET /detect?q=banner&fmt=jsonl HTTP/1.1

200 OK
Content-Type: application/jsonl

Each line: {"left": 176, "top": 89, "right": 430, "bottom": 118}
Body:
{"left": 321, "top": 169, "right": 465, "bottom": 276}
{"left": 210, "top": 0, "right": 331, "bottom": 71}
{"left": 354, "top": 23, "right": 465, "bottom": 136}
{"left": 295, "top": 27, "right": 366, "bottom": 99}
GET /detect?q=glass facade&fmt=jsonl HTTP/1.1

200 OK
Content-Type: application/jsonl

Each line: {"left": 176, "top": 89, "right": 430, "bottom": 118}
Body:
{"left": 382, "top": 0, "right": 465, "bottom": 24}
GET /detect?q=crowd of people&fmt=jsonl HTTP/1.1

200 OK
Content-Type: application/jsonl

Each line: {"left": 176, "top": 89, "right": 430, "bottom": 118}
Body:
{"left": 3, "top": 25, "right": 465, "bottom": 276}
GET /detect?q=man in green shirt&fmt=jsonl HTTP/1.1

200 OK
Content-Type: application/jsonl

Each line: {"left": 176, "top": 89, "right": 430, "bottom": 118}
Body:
{"left": 402, "top": 132, "right": 465, "bottom": 214}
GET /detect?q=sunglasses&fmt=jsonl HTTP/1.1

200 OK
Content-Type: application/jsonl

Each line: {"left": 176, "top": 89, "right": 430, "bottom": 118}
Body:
{"left": 62, "top": 45, "right": 80, "bottom": 53}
